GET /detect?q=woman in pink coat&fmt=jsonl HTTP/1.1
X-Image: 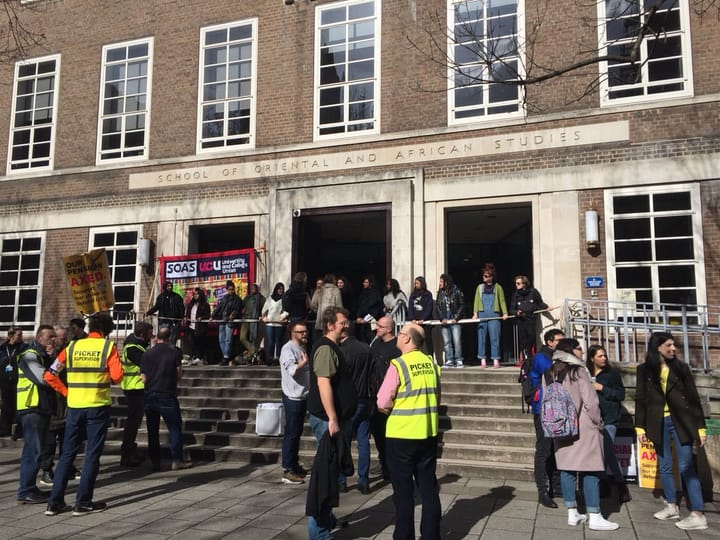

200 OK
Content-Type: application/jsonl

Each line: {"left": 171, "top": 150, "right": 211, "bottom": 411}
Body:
{"left": 548, "top": 339, "right": 619, "bottom": 531}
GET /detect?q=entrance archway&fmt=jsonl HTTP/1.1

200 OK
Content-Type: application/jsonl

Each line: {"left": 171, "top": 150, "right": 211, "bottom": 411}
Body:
{"left": 292, "top": 204, "right": 390, "bottom": 296}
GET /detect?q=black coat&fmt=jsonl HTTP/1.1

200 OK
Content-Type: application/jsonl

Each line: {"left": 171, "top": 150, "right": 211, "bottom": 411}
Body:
{"left": 305, "top": 430, "right": 353, "bottom": 527}
{"left": 594, "top": 367, "right": 625, "bottom": 426}
{"left": 635, "top": 361, "right": 706, "bottom": 447}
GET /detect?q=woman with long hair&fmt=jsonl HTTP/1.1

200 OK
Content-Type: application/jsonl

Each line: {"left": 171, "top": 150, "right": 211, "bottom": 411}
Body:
{"left": 407, "top": 276, "right": 434, "bottom": 358}
{"left": 586, "top": 345, "right": 631, "bottom": 504}
{"left": 635, "top": 332, "right": 707, "bottom": 530}
{"left": 549, "top": 339, "right": 618, "bottom": 531}
{"left": 383, "top": 278, "right": 407, "bottom": 325}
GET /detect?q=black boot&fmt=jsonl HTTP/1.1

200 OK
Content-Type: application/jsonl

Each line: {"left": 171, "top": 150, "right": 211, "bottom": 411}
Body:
{"left": 538, "top": 491, "right": 558, "bottom": 508}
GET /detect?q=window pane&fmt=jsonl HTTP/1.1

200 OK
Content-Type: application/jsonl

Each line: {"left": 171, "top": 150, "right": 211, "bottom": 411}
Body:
{"left": 117, "top": 231, "right": 138, "bottom": 245}
{"left": 20, "top": 254, "right": 40, "bottom": 270}
{"left": 614, "top": 218, "right": 650, "bottom": 239}
{"left": 654, "top": 215, "right": 691, "bottom": 237}
{"left": 655, "top": 238, "right": 693, "bottom": 260}
{"left": 659, "top": 289, "right": 696, "bottom": 306}
{"left": 616, "top": 266, "right": 651, "bottom": 288}
{"left": 615, "top": 240, "right": 652, "bottom": 261}
{"left": 613, "top": 194, "right": 649, "bottom": 214}
{"left": 654, "top": 191, "right": 690, "bottom": 211}
{"left": 1, "top": 256, "right": 19, "bottom": 271}
{"left": 3, "top": 239, "right": 21, "bottom": 252}
{"left": 114, "top": 285, "right": 135, "bottom": 303}
{"left": 18, "top": 289, "right": 37, "bottom": 304}
{"left": 658, "top": 265, "right": 695, "bottom": 288}
{"left": 19, "top": 270, "right": 39, "bottom": 285}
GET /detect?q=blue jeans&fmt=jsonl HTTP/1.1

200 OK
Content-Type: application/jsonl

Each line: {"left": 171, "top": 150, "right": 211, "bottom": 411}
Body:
{"left": 346, "top": 399, "right": 372, "bottom": 486}
{"left": 145, "top": 392, "right": 184, "bottom": 463}
{"left": 476, "top": 317, "right": 501, "bottom": 360}
{"left": 218, "top": 323, "right": 233, "bottom": 359}
{"left": 265, "top": 325, "right": 285, "bottom": 361}
{"left": 49, "top": 406, "right": 110, "bottom": 507}
{"left": 560, "top": 470, "right": 600, "bottom": 513}
{"left": 603, "top": 424, "right": 624, "bottom": 482}
{"left": 282, "top": 394, "right": 306, "bottom": 472}
{"left": 441, "top": 324, "right": 462, "bottom": 364}
{"left": 658, "top": 415, "right": 704, "bottom": 511}
{"left": 17, "top": 412, "right": 49, "bottom": 499}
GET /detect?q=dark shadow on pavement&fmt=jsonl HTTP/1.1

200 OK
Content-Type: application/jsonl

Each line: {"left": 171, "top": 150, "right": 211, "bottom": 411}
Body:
{"left": 441, "top": 485, "right": 516, "bottom": 540}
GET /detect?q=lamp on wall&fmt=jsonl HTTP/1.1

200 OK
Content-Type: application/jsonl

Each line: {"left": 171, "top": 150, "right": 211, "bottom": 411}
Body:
{"left": 138, "top": 238, "right": 153, "bottom": 267}
{"left": 585, "top": 210, "right": 600, "bottom": 249}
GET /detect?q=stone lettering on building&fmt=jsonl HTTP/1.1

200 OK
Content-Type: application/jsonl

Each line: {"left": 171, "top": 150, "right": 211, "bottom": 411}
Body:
{"left": 129, "top": 121, "right": 628, "bottom": 189}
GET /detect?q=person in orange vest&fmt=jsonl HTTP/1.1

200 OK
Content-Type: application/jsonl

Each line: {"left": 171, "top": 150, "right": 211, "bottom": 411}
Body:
{"left": 42, "top": 313, "right": 123, "bottom": 517}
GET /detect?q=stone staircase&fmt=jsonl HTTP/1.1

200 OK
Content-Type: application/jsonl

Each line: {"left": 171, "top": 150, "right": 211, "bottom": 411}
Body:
{"left": 103, "top": 365, "right": 536, "bottom": 481}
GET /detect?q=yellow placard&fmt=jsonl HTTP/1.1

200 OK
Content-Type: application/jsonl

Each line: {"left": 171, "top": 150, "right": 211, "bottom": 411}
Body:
{"left": 62, "top": 248, "right": 115, "bottom": 314}
{"left": 637, "top": 438, "right": 680, "bottom": 489}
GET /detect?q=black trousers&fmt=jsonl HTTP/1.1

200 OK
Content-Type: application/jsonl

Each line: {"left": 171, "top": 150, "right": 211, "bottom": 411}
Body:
{"left": 121, "top": 390, "right": 145, "bottom": 457}
{"left": 0, "top": 379, "right": 16, "bottom": 435}
{"left": 533, "top": 413, "right": 559, "bottom": 493}
{"left": 386, "top": 436, "right": 441, "bottom": 540}
{"left": 369, "top": 410, "right": 389, "bottom": 476}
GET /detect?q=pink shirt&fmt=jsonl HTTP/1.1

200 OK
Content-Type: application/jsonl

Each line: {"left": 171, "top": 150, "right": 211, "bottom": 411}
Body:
{"left": 376, "top": 364, "right": 400, "bottom": 410}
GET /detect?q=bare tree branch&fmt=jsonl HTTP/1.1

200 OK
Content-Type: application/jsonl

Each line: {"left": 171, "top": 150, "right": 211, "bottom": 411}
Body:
{"left": 0, "top": 0, "right": 47, "bottom": 65}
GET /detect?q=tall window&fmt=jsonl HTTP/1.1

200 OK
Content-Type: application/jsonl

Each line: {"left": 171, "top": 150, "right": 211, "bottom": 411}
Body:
{"left": 89, "top": 227, "right": 141, "bottom": 330}
{"left": 97, "top": 38, "right": 153, "bottom": 162}
{"left": 448, "top": 0, "right": 523, "bottom": 124}
{"left": 598, "top": 0, "right": 692, "bottom": 104}
{"left": 0, "top": 233, "right": 44, "bottom": 333}
{"left": 198, "top": 19, "right": 257, "bottom": 152}
{"left": 7, "top": 55, "right": 60, "bottom": 173}
{"left": 315, "top": 0, "right": 380, "bottom": 139}
{"left": 606, "top": 184, "right": 705, "bottom": 313}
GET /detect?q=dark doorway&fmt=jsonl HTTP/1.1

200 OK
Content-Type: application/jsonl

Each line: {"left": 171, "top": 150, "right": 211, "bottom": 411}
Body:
{"left": 188, "top": 222, "right": 254, "bottom": 254}
{"left": 292, "top": 204, "right": 390, "bottom": 295}
{"left": 445, "top": 204, "right": 533, "bottom": 363}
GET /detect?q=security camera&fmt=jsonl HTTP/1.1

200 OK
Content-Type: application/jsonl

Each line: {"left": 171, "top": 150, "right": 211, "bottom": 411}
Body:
{"left": 292, "top": 208, "right": 302, "bottom": 218}
{"left": 285, "top": 0, "right": 294, "bottom": 5}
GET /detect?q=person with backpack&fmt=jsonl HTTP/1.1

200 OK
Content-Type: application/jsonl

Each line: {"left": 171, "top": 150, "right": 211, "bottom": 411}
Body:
{"left": 546, "top": 338, "right": 618, "bottom": 531}
{"left": 527, "top": 328, "right": 564, "bottom": 508}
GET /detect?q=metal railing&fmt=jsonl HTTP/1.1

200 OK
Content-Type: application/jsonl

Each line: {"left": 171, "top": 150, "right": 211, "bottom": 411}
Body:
{"left": 563, "top": 298, "right": 720, "bottom": 370}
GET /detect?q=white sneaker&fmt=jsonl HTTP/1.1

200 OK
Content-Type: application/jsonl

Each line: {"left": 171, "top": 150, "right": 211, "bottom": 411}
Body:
{"left": 568, "top": 508, "right": 587, "bottom": 526}
{"left": 675, "top": 513, "right": 707, "bottom": 530}
{"left": 181, "top": 358, "right": 191, "bottom": 366}
{"left": 588, "top": 513, "right": 619, "bottom": 531}
{"left": 653, "top": 503, "right": 680, "bottom": 520}
{"left": 191, "top": 357, "right": 203, "bottom": 366}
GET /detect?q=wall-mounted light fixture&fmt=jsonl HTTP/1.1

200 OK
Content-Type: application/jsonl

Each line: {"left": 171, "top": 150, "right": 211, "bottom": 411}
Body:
{"left": 138, "top": 238, "right": 153, "bottom": 267}
{"left": 585, "top": 210, "right": 600, "bottom": 249}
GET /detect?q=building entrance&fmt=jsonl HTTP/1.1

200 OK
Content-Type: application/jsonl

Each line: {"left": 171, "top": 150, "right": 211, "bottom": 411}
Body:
{"left": 292, "top": 204, "right": 390, "bottom": 298}
{"left": 445, "top": 203, "right": 533, "bottom": 364}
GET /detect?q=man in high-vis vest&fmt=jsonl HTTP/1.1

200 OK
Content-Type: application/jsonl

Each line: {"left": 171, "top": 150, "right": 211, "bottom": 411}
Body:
{"left": 377, "top": 323, "right": 442, "bottom": 540}
{"left": 43, "top": 313, "right": 123, "bottom": 517}
{"left": 16, "top": 325, "right": 57, "bottom": 504}
{"left": 120, "top": 321, "right": 153, "bottom": 467}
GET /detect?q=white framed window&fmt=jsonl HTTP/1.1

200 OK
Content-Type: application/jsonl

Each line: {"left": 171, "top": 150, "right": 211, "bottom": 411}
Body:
{"left": 97, "top": 38, "right": 153, "bottom": 163}
{"left": 7, "top": 55, "right": 60, "bottom": 173}
{"left": 314, "top": 0, "right": 380, "bottom": 140}
{"left": 89, "top": 226, "right": 141, "bottom": 330}
{"left": 605, "top": 184, "right": 706, "bottom": 316}
{"left": 197, "top": 19, "right": 257, "bottom": 153}
{"left": 598, "top": 0, "right": 693, "bottom": 105}
{"left": 0, "top": 232, "right": 45, "bottom": 333}
{"left": 448, "top": 0, "right": 525, "bottom": 124}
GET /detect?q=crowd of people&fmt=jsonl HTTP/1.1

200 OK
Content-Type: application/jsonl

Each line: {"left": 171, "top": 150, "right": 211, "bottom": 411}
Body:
{"left": 0, "top": 267, "right": 710, "bottom": 536}
{"left": 148, "top": 266, "right": 557, "bottom": 372}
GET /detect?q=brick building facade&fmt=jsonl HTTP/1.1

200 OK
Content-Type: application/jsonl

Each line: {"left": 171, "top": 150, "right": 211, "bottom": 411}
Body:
{"left": 1, "top": 0, "right": 718, "bottom": 363}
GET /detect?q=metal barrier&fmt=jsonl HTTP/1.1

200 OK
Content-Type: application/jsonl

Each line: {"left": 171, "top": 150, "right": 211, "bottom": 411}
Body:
{"left": 563, "top": 298, "right": 720, "bottom": 370}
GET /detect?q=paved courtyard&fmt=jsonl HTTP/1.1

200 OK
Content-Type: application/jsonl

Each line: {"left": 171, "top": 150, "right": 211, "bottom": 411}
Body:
{"left": 0, "top": 447, "right": 717, "bottom": 539}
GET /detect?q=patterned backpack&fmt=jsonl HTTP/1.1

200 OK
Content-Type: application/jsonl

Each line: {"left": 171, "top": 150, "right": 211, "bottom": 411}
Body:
{"left": 540, "top": 372, "right": 579, "bottom": 439}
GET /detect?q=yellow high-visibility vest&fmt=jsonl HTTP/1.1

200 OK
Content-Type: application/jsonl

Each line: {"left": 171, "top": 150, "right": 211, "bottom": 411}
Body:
{"left": 386, "top": 349, "right": 440, "bottom": 439}
{"left": 66, "top": 337, "right": 112, "bottom": 408}
{"left": 16, "top": 349, "right": 40, "bottom": 411}
{"left": 120, "top": 342, "right": 145, "bottom": 391}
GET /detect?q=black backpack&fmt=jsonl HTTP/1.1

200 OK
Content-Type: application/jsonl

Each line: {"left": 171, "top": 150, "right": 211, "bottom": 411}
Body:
{"left": 518, "top": 356, "right": 538, "bottom": 412}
